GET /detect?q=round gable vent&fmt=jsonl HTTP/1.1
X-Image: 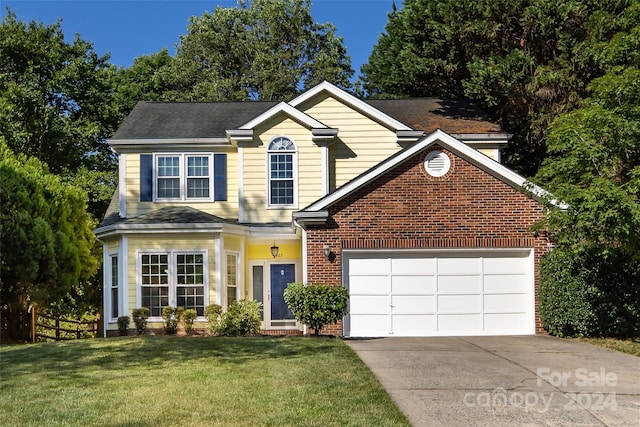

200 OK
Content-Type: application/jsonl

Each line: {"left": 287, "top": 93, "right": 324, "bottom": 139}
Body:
{"left": 424, "top": 150, "right": 451, "bottom": 177}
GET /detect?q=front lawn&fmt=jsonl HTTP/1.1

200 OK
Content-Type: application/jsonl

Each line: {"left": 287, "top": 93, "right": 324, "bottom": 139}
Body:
{"left": 0, "top": 336, "right": 409, "bottom": 426}
{"left": 577, "top": 337, "right": 640, "bottom": 357}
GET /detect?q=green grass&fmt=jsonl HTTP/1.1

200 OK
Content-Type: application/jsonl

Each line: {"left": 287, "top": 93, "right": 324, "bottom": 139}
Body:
{"left": 0, "top": 336, "right": 409, "bottom": 427}
{"left": 577, "top": 337, "right": 640, "bottom": 357}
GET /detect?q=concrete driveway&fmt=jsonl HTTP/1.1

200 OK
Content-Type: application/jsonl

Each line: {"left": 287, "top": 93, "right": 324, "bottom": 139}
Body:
{"left": 346, "top": 336, "right": 640, "bottom": 426}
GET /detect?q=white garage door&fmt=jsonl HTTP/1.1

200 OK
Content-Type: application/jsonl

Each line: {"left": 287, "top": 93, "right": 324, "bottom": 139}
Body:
{"left": 344, "top": 250, "right": 535, "bottom": 337}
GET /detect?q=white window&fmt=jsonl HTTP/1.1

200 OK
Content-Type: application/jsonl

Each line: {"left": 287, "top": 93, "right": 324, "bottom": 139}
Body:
{"left": 226, "top": 253, "right": 239, "bottom": 308}
{"left": 140, "top": 252, "right": 207, "bottom": 317}
{"left": 155, "top": 154, "right": 212, "bottom": 201}
{"left": 267, "top": 137, "right": 297, "bottom": 207}
{"left": 110, "top": 255, "right": 119, "bottom": 319}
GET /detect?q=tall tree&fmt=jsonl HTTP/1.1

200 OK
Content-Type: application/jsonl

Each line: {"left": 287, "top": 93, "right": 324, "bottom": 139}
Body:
{"left": 0, "top": 140, "right": 98, "bottom": 340}
{"left": 0, "top": 11, "right": 120, "bottom": 219}
{"left": 361, "top": 0, "right": 635, "bottom": 176}
{"left": 155, "top": 0, "right": 353, "bottom": 101}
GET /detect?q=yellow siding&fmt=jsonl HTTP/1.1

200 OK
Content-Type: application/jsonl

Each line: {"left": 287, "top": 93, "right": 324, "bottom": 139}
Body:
{"left": 298, "top": 94, "right": 402, "bottom": 189}
{"left": 124, "top": 235, "right": 217, "bottom": 318}
{"left": 246, "top": 240, "right": 302, "bottom": 261}
{"left": 477, "top": 148, "right": 500, "bottom": 162}
{"left": 242, "top": 115, "right": 323, "bottom": 223}
{"left": 124, "top": 151, "right": 239, "bottom": 220}
{"left": 105, "top": 239, "right": 119, "bottom": 254}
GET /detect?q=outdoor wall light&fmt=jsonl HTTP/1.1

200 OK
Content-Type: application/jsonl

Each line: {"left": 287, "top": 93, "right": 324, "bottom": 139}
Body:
{"left": 323, "top": 244, "right": 332, "bottom": 259}
{"left": 270, "top": 241, "right": 279, "bottom": 258}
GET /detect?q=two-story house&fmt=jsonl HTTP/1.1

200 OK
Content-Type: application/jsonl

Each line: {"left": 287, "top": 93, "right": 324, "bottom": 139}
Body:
{"left": 95, "top": 82, "right": 551, "bottom": 337}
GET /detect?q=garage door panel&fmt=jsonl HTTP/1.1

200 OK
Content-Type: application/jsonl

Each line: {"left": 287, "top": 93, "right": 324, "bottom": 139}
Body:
{"left": 392, "top": 295, "right": 435, "bottom": 314}
{"left": 391, "top": 276, "right": 435, "bottom": 294}
{"left": 438, "top": 276, "right": 481, "bottom": 294}
{"left": 349, "top": 276, "right": 389, "bottom": 294}
{"left": 438, "top": 314, "right": 482, "bottom": 332}
{"left": 483, "top": 255, "right": 529, "bottom": 274}
{"left": 350, "top": 295, "right": 388, "bottom": 315}
{"left": 392, "top": 315, "right": 436, "bottom": 335}
{"left": 484, "top": 274, "right": 528, "bottom": 294}
{"left": 438, "top": 257, "right": 481, "bottom": 274}
{"left": 437, "top": 294, "right": 481, "bottom": 314}
{"left": 484, "top": 294, "right": 529, "bottom": 313}
{"left": 349, "top": 257, "right": 389, "bottom": 275}
{"left": 349, "top": 315, "right": 389, "bottom": 336}
{"left": 391, "top": 258, "right": 436, "bottom": 275}
{"left": 484, "top": 313, "right": 530, "bottom": 332}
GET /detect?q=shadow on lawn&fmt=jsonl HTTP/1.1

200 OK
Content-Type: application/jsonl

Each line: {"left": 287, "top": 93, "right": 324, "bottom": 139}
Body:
{"left": 0, "top": 336, "right": 342, "bottom": 379}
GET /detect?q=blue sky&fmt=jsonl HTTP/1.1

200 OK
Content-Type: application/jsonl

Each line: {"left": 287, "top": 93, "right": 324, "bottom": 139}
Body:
{"left": 1, "top": 0, "right": 397, "bottom": 80}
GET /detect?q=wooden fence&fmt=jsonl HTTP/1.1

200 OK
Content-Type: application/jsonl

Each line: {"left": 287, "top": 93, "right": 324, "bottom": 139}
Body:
{"left": 34, "top": 311, "right": 99, "bottom": 342}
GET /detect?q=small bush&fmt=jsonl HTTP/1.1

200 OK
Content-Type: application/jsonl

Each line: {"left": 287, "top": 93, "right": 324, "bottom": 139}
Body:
{"left": 182, "top": 309, "right": 198, "bottom": 334}
{"left": 117, "top": 316, "right": 130, "bottom": 336}
{"left": 284, "top": 283, "right": 348, "bottom": 335}
{"left": 162, "top": 306, "right": 183, "bottom": 335}
{"left": 131, "top": 308, "right": 150, "bottom": 335}
{"left": 205, "top": 304, "right": 223, "bottom": 333}
{"left": 213, "top": 300, "right": 262, "bottom": 336}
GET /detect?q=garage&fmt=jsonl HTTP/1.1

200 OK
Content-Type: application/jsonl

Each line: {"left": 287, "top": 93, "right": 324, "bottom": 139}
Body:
{"left": 343, "top": 250, "right": 535, "bottom": 337}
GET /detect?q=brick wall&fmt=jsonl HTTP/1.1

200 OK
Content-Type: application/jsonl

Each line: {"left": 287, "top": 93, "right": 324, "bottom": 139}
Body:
{"left": 304, "top": 145, "right": 550, "bottom": 335}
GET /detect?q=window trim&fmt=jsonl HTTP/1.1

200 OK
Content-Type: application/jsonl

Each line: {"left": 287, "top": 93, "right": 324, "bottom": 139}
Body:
{"left": 267, "top": 136, "right": 298, "bottom": 209}
{"left": 153, "top": 153, "right": 214, "bottom": 202}
{"left": 137, "top": 249, "right": 209, "bottom": 320}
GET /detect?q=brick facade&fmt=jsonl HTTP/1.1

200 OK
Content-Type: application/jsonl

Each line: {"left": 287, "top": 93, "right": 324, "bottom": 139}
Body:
{"left": 304, "top": 145, "right": 550, "bottom": 335}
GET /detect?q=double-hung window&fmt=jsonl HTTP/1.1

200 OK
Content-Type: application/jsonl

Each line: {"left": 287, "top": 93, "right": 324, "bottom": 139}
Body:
{"left": 140, "top": 251, "right": 207, "bottom": 317}
{"left": 155, "top": 154, "right": 212, "bottom": 201}
{"left": 267, "top": 137, "right": 297, "bottom": 207}
{"left": 110, "top": 255, "right": 119, "bottom": 319}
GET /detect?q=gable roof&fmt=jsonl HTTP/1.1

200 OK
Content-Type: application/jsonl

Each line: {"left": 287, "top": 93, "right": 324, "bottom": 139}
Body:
{"left": 294, "top": 129, "right": 554, "bottom": 222}
{"left": 109, "top": 82, "right": 505, "bottom": 141}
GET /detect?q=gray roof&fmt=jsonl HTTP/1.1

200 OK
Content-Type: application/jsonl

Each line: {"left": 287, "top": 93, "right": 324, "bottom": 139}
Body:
{"left": 112, "top": 101, "right": 279, "bottom": 140}
{"left": 111, "top": 98, "right": 503, "bottom": 140}
{"left": 365, "top": 99, "right": 502, "bottom": 135}
{"left": 97, "top": 203, "right": 235, "bottom": 229}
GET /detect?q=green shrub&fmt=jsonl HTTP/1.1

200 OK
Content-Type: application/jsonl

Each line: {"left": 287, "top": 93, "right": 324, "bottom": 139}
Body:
{"left": 213, "top": 300, "right": 262, "bottom": 336}
{"left": 162, "top": 306, "right": 183, "bottom": 335}
{"left": 131, "top": 308, "right": 150, "bottom": 335}
{"left": 117, "top": 316, "right": 130, "bottom": 336}
{"left": 284, "top": 283, "right": 348, "bottom": 335}
{"left": 182, "top": 309, "right": 198, "bottom": 334}
{"left": 205, "top": 304, "right": 223, "bottom": 333}
{"left": 539, "top": 247, "right": 640, "bottom": 337}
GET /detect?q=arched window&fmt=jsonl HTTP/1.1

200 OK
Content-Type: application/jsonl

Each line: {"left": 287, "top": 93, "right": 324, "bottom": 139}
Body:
{"left": 267, "top": 137, "right": 297, "bottom": 207}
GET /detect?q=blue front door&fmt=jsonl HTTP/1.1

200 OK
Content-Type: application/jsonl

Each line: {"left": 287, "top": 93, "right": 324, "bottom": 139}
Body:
{"left": 270, "top": 264, "right": 295, "bottom": 321}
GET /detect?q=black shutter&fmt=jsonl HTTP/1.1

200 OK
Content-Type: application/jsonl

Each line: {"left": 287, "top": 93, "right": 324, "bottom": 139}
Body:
{"left": 140, "top": 154, "right": 153, "bottom": 202}
{"left": 213, "top": 153, "right": 227, "bottom": 201}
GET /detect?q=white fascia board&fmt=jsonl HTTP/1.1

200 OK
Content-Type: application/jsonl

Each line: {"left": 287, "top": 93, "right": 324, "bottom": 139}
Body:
{"left": 237, "top": 102, "right": 327, "bottom": 130}
{"left": 302, "top": 129, "right": 559, "bottom": 212}
{"left": 107, "top": 137, "right": 229, "bottom": 150}
{"left": 94, "top": 222, "right": 249, "bottom": 239}
{"left": 290, "top": 81, "right": 412, "bottom": 131}
{"left": 247, "top": 225, "right": 299, "bottom": 238}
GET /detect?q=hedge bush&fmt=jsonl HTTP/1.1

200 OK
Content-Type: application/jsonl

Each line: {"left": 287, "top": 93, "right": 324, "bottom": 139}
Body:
{"left": 539, "top": 247, "right": 640, "bottom": 337}
{"left": 284, "top": 283, "right": 348, "bottom": 335}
